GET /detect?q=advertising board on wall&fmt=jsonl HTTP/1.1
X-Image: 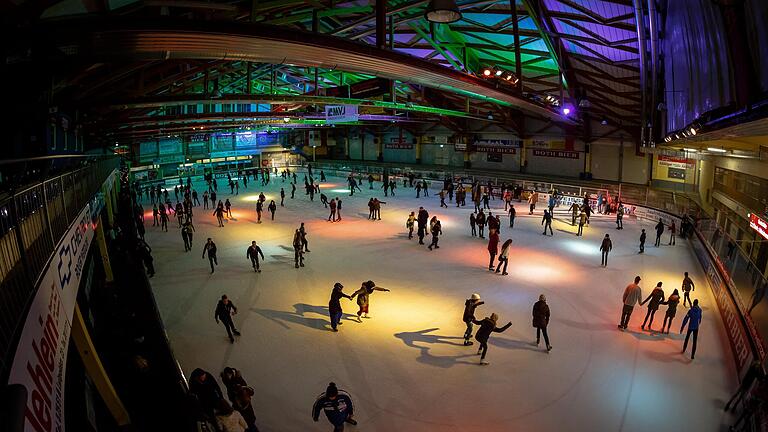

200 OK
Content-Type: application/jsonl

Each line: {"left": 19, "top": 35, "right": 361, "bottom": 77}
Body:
{"left": 385, "top": 137, "right": 413, "bottom": 150}
{"left": 658, "top": 155, "right": 695, "bottom": 169}
{"left": 749, "top": 213, "right": 768, "bottom": 240}
{"left": 532, "top": 149, "right": 580, "bottom": 159}
{"left": 8, "top": 171, "right": 116, "bottom": 432}
{"left": 325, "top": 105, "right": 359, "bottom": 124}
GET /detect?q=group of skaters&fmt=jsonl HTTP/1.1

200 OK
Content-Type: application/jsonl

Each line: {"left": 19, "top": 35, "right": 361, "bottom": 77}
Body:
{"left": 619, "top": 273, "right": 703, "bottom": 359}
{"left": 405, "top": 207, "right": 443, "bottom": 250}
{"left": 189, "top": 367, "right": 260, "bottom": 432}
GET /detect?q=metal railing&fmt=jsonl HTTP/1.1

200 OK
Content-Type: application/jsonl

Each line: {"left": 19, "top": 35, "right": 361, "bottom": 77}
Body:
{"left": 0, "top": 156, "right": 119, "bottom": 381}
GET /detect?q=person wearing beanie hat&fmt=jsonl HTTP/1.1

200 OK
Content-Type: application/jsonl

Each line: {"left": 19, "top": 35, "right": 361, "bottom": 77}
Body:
{"left": 532, "top": 294, "right": 552, "bottom": 352}
{"left": 462, "top": 294, "right": 485, "bottom": 346}
{"left": 312, "top": 382, "right": 357, "bottom": 431}
{"left": 640, "top": 282, "right": 666, "bottom": 331}
{"left": 473, "top": 313, "right": 512, "bottom": 365}
{"left": 351, "top": 280, "right": 390, "bottom": 321}
{"left": 328, "top": 283, "right": 353, "bottom": 332}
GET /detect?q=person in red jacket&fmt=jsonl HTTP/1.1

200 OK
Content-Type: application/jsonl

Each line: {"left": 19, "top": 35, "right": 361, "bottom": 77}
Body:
{"left": 487, "top": 229, "right": 499, "bottom": 271}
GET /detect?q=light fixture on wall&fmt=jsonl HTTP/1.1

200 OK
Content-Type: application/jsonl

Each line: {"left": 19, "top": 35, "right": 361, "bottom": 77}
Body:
{"left": 425, "top": 0, "right": 462, "bottom": 23}
{"left": 487, "top": 111, "right": 494, "bottom": 120}
{"left": 707, "top": 147, "right": 727, "bottom": 153}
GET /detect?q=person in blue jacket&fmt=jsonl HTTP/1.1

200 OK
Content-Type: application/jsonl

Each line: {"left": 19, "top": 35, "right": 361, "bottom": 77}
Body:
{"left": 681, "top": 299, "right": 703, "bottom": 360}
{"left": 312, "top": 382, "right": 357, "bottom": 431}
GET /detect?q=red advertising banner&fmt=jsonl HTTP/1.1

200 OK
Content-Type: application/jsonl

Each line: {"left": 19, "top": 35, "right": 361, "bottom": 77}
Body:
{"left": 533, "top": 149, "right": 579, "bottom": 159}
{"left": 658, "top": 155, "right": 694, "bottom": 169}
{"left": 750, "top": 213, "right": 768, "bottom": 240}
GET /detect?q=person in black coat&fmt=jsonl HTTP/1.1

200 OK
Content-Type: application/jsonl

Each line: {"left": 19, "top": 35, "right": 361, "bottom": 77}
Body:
{"left": 640, "top": 282, "right": 665, "bottom": 331}
{"left": 417, "top": 207, "right": 429, "bottom": 245}
{"left": 246, "top": 241, "right": 265, "bottom": 272}
{"left": 462, "top": 293, "right": 484, "bottom": 346}
{"left": 473, "top": 313, "right": 512, "bottom": 365}
{"left": 215, "top": 295, "right": 240, "bottom": 342}
{"left": 329, "top": 282, "right": 353, "bottom": 332}
{"left": 655, "top": 218, "right": 665, "bottom": 247}
{"left": 532, "top": 295, "right": 552, "bottom": 352}
{"left": 189, "top": 368, "right": 224, "bottom": 420}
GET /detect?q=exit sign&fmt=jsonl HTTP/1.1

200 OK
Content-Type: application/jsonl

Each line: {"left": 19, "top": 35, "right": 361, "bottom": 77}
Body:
{"left": 749, "top": 213, "right": 768, "bottom": 240}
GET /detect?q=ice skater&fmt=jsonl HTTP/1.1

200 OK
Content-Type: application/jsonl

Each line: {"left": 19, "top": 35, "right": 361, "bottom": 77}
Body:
{"left": 246, "top": 241, "right": 264, "bottom": 273}
{"left": 351, "top": 280, "right": 390, "bottom": 321}
{"left": 417, "top": 207, "right": 429, "bottom": 244}
{"left": 427, "top": 217, "right": 442, "bottom": 250}
{"left": 182, "top": 220, "right": 195, "bottom": 251}
{"left": 476, "top": 210, "right": 486, "bottom": 238}
{"left": 406, "top": 212, "right": 415, "bottom": 239}
{"left": 570, "top": 202, "right": 580, "bottom": 225}
{"left": 495, "top": 239, "right": 512, "bottom": 275}
{"left": 682, "top": 272, "right": 695, "bottom": 308}
{"left": 508, "top": 204, "right": 516, "bottom": 228}
{"left": 655, "top": 218, "right": 665, "bottom": 247}
{"left": 299, "top": 222, "right": 310, "bottom": 252}
{"left": 680, "top": 299, "right": 702, "bottom": 359}
{"left": 462, "top": 293, "right": 484, "bottom": 346}
{"left": 660, "top": 289, "right": 680, "bottom": 334}
{"left": 577, "top": 210, "right": 587, "bottom": 236}
{"left": 641, "top": 282, "right": 665, "bottom": 331}
{"left": 541, "top": 209, "right": 553, "bottom": 236}
{"left": 639, "top": 229, "right": 646, "bottom": 253}
{"left": 528, "top": 191, "right": 538, "bottom": 215}
{"left": 619, "top": 276, "right": 643, "bottom": 330}
{"left": 312, "top": 382, "right": 357, "bottom": 431}
{"left": 599, "top": 234, "right": 612, "bottom": 267}
{"left": 616, "top": 205, "right": 624, "bottom": 229}
{"left": 202, "top": 238, "right": 218, "bottom": 273}
{"left": 213, "top": 204, "right": 225, "bottom": 227}
{"left": 328, "top": 198, "right": 338, "bottom": 222}
{"left": 668, "top": 220, "right": 677, "bottom": 245}
{"left": 293, "top": 229, "right": 305, "bottom": 268}
{"left": 328, "top": 283, "right": 353, "bottom": 332}
{"left": 532, "top": 294, "right": 552, "bottom": 352}
{"left": 214, "top": 295, "right": 240, "bottom": 343}
{"left": 473, "top": 313, "right": 512, "bottom": 365}
{"left": 255, "top": 199, "right": 263, "bottom": 224}
{"left": 280, "top": 188, "right": 285, "bottom": 206}
{"left": 487, "top": 229, "right": 499, "bottom": 271}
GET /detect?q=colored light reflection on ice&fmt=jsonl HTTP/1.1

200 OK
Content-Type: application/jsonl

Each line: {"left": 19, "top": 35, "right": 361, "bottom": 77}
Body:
{"left": 562, "top": 239, "right": 600, "bottom": 256}
{"left": 241, "top": 194, "right": 273, "bottom": 202}
{"left": 331, "top": 189, "right": 350, "bottom": 194}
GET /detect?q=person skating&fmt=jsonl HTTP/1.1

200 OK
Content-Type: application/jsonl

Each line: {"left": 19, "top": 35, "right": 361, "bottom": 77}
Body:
{"left": 255, "top": 199, "right": 263, "bottom": 224}
{"left": 225, "top": 198, "right": 233, "bottom": 218}
{"left": 297, "top": 222, "right": 310, "bottom": 253}
{"left": 291, "top": 182, "right": 296, "bottom": 199}
{"left": 495, "top": 239, "right": 512, "bottom": 275}
{"left": 280, "top": 188, "right": 285, "bottom": 206}
{"left": 682, "top": 272, "right": 695, "bottom": 308}
{"left": 619, "top": 276, "right": 643, "bottom": 330}
{"left": 473, "top": 313, "right": 512, "bottom": 365}
{"left": 160, "top": 204, "right": 170, "bottom": 231}
{"left": 351, "top": 280, "right": 390, "bottom": 321}
{"left": 336, "top": 198, "right": 343, "bottom": 221}
{"left": 660, "top": 289, "right": 681, "bottom": 334}
{"left": 182, "top": 220, "right": 195, "bottom": 251}
{"left": 373, "top": 198, "right": 385, "bottom": 220}
{"left": 487, "top": 229, "right": 499, "bottom": 271}
{"left": 477, "top": 210, "right": 487, "bottom": 239}
{"left": 680, "top": 299, "right": 702, "bottom": 359}
{"left": 641, "top": 282, "right": 665, "bottom": 331}
{"left": 312, "top": 382, "right": 357, "bottom": 431}
{"left": 599, "top": 234, "right": 612, "bottom": 267}
{"left": 320, "top": 170, "right": 326, "bottom": 182}
{"left": 203, "top": 238, "right": 219, "bottom": 273}
{"left": 528, "top": 191, "right": 538, "bottom": 215}
{"left": 213, "top": 205, "right": 225, "bottom": 227}
{"left": 152, "top": 203, "right": 159, "bottom": 226}
{"left": 246, "top": 241, "right": 264, "bottom": 273}
{"left": 462, "top": 294, "right": 484, "bottom": 346}
{"left": 532, "top": 294, "right": 552, "bottom": 352}
{"left": 470, "top": 212, "right": 477, "bottom": 236}
{"left": 576, "top": 210, "right": 587, "bottom": 236}
{"left": 406, "top": 212, "right": 415, "bottom": 239}
{"left": 655, "top": 218, "right": 665, "bottom": 246}
{"left": 668, "top": 220, "right": 677, "bottom": 245}
{"left": 439, "top": 189, "right": 447, "bottom": 208}
{"left": 639, "top": 229, "right": 647, "bottom": 253}
{"left": 427, "top": 217, "right": 442, "bottom": 250}
{"left": 293, "top": 229, "right": 305, "bottom": 268}
{"left": 328, "top": 283, "right": 353, "bottom": 332}
{"left": 570, "top": 202, "right": 580, "bottom": 225}
{"left": 320, "top": 193, "right": 329, "bottom": 208}
{"left": 541, "top": 209, "right": 553, "bottom": 236}
{"left": 214, "top": 295, "right": 240, "bottom": 343}
{"left": 508, "top": 204, "right": 516, "bottom": 228}
{"left": 268, "top": 200, "right": 277, "bottom": 221}
{"left": 417, "top": 207, "right": 429, "bottom": 245}
{"left": 487, "top": 211, "right": 500, "bottom": 234}
{"left": 328, "top": 198, "right": 338, "bottom": 222}
{"left": 616, "top": 205, "right": 624, "bottom": 230}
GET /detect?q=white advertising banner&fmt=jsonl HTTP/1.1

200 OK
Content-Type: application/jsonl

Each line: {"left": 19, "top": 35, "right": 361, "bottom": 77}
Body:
{"left": 7, "top": 171, "right": 115, "bottom": 432}
{"left": 325, "top": 105, "right": 358, "bottom": 124}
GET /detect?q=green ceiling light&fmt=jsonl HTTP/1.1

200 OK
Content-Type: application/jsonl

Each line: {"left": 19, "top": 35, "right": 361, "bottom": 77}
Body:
{"left": 425, "top": 0, "right": 462, "bottom": 23}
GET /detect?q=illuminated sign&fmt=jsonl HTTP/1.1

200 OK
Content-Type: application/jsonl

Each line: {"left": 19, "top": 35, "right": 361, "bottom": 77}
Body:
{"left": 325, "top": 105, "right": 358, "bottom": 123}
{"left": 749, "top": 213, "right": 768, "bottom": 240}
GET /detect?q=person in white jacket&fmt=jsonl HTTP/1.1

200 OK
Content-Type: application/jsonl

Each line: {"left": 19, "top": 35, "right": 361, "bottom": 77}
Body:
{"left": 215, "top": 400, "right": 248, "bottom": 432}
{"left": 495, "top": 239, "right": 513, "bottom": 275}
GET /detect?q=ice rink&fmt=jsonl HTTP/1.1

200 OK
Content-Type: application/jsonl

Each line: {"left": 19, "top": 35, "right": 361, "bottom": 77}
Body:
{"left": 142, "top": 171, "right": 737, "bottom": 432}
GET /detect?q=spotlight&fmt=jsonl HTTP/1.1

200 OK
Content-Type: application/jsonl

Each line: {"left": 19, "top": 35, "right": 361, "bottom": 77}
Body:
{"left": 683, "top": 148, "right": 698, "bottom": 152}
{"left": 689, "top": 127, "right": 697, "bottom": 136}
{"left": 425, "top": 0, "right": 462, "bottom": 23}
{"left": 487, "top": 111, "right": 494, "bottom": 120}
{"left": 562, "top": 108, "right": 570, "bottom": 115}
{"left": 495, "top": 69, "right": 503, "bottom": 77}
{"left": 482, "top": 68, "right": 492, "bottom": 77}
{"left": 283, "top": 117, "right": 291, "bottom": 123}
{"left": 707, "top": 147, "right": 727, "bottom": 153}
{"left": 600, "top": 117, "right": 608, "bottom": 125}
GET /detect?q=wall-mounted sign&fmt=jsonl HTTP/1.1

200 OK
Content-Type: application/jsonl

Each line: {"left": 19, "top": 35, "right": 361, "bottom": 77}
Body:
{"left": 454, "top": 143, "right": 467, "bottom": 151}
{"left": 487, "top": 153, "right": 503, "bottom": 162}
{"left": 473, "top": 139, "right": 520, "bottom": 154}
{"left": 667, "top": 167, "right": 686, "bottom": 179}
{"left": 476, "top": 145, "right": 516, "bottom": 154}
{"left": 385, "top": 137, "right": 413, "bottom": 149}
{"left": 325, "top": 105, "right": 358, "bottom": 124}
{"left": 532, "top": 149, "right": 579, "bottom": 159}
{"left": 750, "top": 213, "right": 768, "bottom": 240}
{"left": 658, "top": 155, "right": 694, "bottom": 169}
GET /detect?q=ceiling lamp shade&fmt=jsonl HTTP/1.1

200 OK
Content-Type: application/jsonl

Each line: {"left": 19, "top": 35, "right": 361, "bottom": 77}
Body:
{"left": 425, "top": 0, "right": 462, "bottom": 23}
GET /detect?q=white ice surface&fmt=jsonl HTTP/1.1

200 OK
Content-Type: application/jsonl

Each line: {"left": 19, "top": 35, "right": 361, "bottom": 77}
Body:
{"left": 143, "top": 173, "right": 737, "bottom": 432}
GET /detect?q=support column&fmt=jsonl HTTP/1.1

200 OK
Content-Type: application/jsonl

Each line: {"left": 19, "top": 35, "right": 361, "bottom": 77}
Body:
{"left": 415, "top": 136, "right": 422, "bottom": 164}
{"left": 103, "top": 183, "right": 114, "bottom": 226}
{"left": 95, "top": 215, "right": 114, "bottom": 282}
{"left": 464, "top": 150, "right": 471, "bottom": 169}
{"left": 583, "top": 143, "right": 592, "bottom": 175}
{"left": 520, "top": 140, "right": 527, "bottom": 173}
{"left": 71, "top": 305, "right": 131, "bottom": 427}
{"left": 376, "top": 0, "right": 387, "bottom": 49}
{"left": 376, "top": 133, "right": 383, "bottom": 162}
